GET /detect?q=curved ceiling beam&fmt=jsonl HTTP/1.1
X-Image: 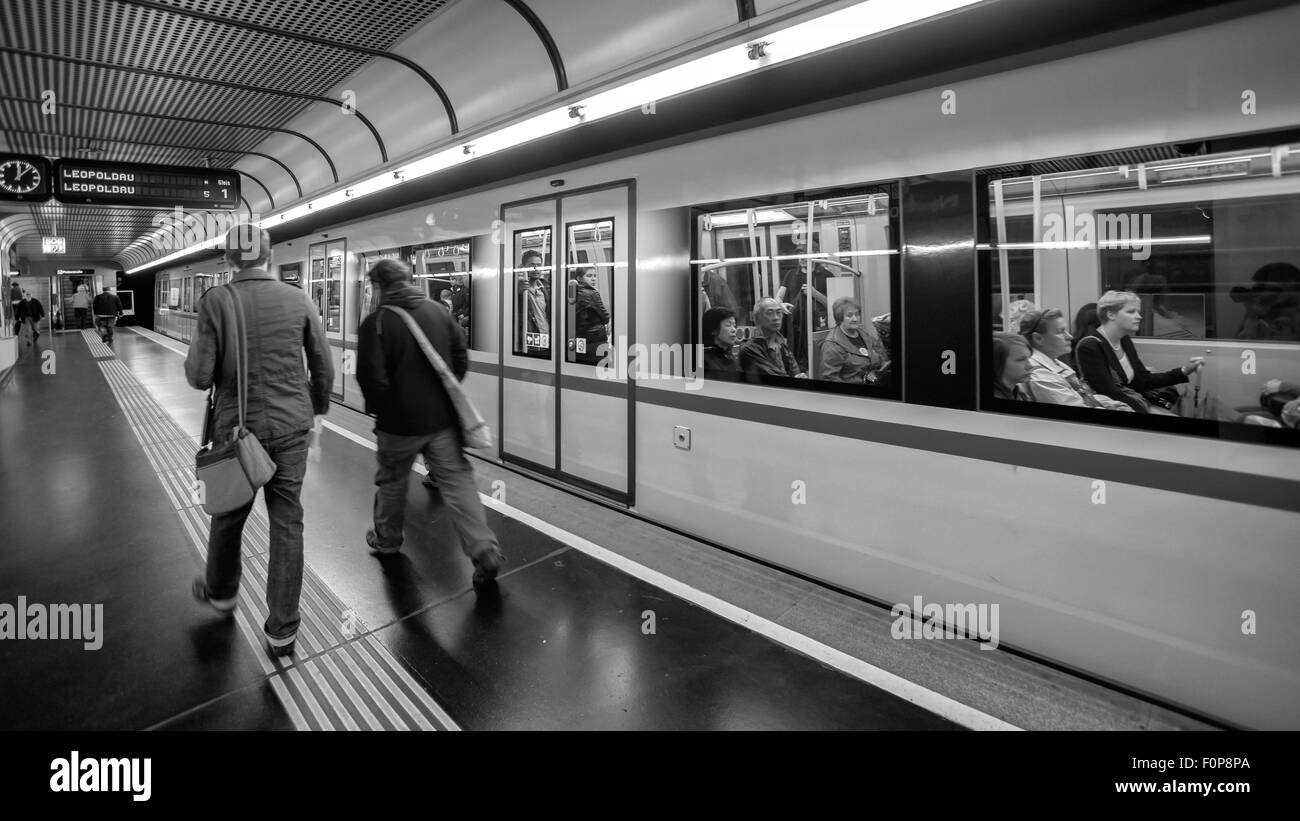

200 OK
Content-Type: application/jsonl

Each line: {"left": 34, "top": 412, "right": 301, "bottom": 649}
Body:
{"left": 9, "top": 128, "right": 302, "bottom": 200}
{"left": 501, "top": 0, "right": 568, "bottom": 91}
{"left": 110, "top": 0, "right": 459, "bottom": 134}
{"left": 0, "top": 47, "right": 389, "bottom": 163}
{"left": 0, "top": 94, "right": 339, "bottom": 183}
{"left": 238, "top": 174, "right": 274, "bottom": 211}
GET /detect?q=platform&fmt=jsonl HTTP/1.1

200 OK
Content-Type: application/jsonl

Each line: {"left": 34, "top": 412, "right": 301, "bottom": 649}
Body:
{"left": 0, "top": 328, "right": 1215, "bottom": 730}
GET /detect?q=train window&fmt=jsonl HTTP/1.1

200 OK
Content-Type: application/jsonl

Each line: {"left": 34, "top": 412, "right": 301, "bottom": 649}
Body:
{"left": 279, "top": 261, "right": 302, "bottom": 288}
{"left": 694, "top": 187, "right": 899, "bottom": 395}
{"left": 513, "top": 227, "right": 553, "bottom": 358}
{"left": 182, "top": 277, "right": 192, "bottom": 312}
{"left": 308, "top": 244, "right": 327, "bottom": 322}
{"left": 195, "top": 275, "right": 212, "bottom": 299}
{"left": 411, "top": 240, "right": 472, "bottom": 346}
{"left": 981, "top": 140, "right": 1300, "bottom": 442}
{"left": 564, "top": 218, "right": 613, "bottom": 365}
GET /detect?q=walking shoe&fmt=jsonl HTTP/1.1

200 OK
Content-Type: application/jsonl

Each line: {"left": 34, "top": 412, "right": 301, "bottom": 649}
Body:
{"left": 471, "top": 546, "right": 504, "bottom": 588}
{"left": 267, "top": 635, "right": 296, "bottom": 658}
{"left": 365, "top": 528, "right": 401, "bottom": 556}
{"left": 191, "top": 577, "right": 237, "bottom": 615}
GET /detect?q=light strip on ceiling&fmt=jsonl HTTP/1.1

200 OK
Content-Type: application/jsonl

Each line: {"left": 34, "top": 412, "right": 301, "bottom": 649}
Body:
{"left": 127, "top": 0, "right": 983, "bottom": 274}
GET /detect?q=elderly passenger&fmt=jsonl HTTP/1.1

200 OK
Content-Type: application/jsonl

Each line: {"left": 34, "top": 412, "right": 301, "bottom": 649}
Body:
{"left": 820, "top": 297, "right": 888, "bottom": 383}
{"left": 1018, "top": 309, "right": 1132, "bottom": 411}
{"left": 739, "top": 297, "right": 806, "bottom": 378}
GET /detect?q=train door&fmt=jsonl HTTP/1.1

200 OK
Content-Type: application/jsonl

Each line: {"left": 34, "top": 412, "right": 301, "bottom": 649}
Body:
{"left": 499, "top": 182, "right": 633, "bottom": 503}
{"left": 309, "top": 238, "right": 348, "bottom": 401}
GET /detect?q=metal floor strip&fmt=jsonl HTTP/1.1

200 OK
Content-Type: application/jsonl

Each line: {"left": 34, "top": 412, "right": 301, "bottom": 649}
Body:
{"left": 92, "top": 353, "right": 459, "bottom": 731}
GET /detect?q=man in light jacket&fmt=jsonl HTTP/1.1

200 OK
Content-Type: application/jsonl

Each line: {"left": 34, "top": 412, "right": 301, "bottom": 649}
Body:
{"left": 357, "top": 259, "right": 504, "bottom": 586}
{"left": 185, "top": 225, "right": 333, "bottom": 658}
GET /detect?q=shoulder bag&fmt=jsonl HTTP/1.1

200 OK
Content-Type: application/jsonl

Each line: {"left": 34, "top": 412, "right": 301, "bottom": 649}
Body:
{"left": 381, "top": 305, "right": 493, "bottom": 450}
{"left": 194, "top": 285, "right": 278, "bottom": 515}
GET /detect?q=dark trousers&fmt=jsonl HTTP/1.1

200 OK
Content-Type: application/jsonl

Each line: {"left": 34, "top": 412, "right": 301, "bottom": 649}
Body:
{"left": 75, "top": 308, "right": 89, "bottom": 329}
{"left": 95, "top": 315, "right": 117, "bottom": 341}
{"left": 371, "top": 427, "right": 500, "bottom": 559}
{"left": 204, "top": 430, "right": 311, "bottom": 642}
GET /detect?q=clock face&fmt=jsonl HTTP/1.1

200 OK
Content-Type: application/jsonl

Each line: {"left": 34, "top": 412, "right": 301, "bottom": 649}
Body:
{"left": 1, "top": 160, "right": 41, "bottom": 194}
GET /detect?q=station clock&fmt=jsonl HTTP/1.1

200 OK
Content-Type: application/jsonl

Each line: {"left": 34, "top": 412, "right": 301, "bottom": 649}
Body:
{"left": 0, "top": 154, "right": 53, "bottom": 201}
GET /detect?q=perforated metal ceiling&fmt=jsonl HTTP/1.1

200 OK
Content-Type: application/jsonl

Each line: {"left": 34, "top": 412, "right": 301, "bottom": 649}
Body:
{"left": 0, "top": 0, "right": 455, "bottom": 264}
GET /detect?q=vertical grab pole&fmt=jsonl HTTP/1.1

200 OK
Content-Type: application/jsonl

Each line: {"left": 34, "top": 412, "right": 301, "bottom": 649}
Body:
{"left": 993, "top": 179, "right": 1012, "bottom": 332}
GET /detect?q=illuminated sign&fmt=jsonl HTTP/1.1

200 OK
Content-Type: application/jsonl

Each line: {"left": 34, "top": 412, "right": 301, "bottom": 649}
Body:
{"left": 53, "top": 159, "right": 240, "bottom": 209}
{"left": 42, "top": 236, "right": 66, "bottom": 254}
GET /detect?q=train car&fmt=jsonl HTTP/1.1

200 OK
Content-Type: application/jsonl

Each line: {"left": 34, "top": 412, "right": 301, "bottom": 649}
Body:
{"left": 153, "top": 6, "right": 1300, "bottom": 728}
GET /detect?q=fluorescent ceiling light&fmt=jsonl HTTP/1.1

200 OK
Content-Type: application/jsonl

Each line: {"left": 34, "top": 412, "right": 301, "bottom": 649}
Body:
{"left": 705, "top": 210, "right": 796, "bottom": 227}
{"left": 128, "top": 0, "right": 983, "bottom": 273}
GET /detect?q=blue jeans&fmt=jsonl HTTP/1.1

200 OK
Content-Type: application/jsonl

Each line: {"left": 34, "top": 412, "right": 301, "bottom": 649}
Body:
{"left": 372, "top": 427, "right": 501, "bottom": 559}
{"left": 204, "top": 429, "right": 310, "bottom": 643}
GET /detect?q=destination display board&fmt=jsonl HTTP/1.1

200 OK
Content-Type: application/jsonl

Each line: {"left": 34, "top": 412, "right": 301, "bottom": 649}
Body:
{"left": 53, "top": 159, "right": 240, "bottom": 209}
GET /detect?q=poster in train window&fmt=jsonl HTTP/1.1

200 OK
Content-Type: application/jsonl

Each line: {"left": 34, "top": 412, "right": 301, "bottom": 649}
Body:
{"left": 564, "top": 218, "right": 613, "bottom": 365}
{"left": 513, "top": 227, "right": 552, "bottom": 358}
{"left": 325, "top": 244, "right": 344, "bottom": 333}
{"left": 410, "top": 239, "right": 472, "bottom": 347}
{"left": 308, "top": 245, "right": 327, "bottom": 321}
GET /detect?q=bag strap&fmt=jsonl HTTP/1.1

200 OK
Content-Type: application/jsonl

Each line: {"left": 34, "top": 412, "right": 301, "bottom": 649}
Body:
{"left": 225, "top": 284, "right": 249, "bottom": 431}
{"left": 380, "top": 305, "right": 458, "bottom": 384}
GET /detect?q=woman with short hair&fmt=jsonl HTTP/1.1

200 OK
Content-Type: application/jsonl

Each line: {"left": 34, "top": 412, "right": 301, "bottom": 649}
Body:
{"left": 1074, "top": 290, "right": 1203, "bottom": 414}
{"left": 820, "top": 297, "right": 888, "bottom": 383}
{"left": 1018, "top": 309, "right": 1132, "bottom": 411}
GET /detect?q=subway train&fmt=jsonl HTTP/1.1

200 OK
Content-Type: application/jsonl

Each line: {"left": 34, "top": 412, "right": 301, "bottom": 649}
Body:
{"left": 149, "top": 8, "right": 1300, "bottom": 729}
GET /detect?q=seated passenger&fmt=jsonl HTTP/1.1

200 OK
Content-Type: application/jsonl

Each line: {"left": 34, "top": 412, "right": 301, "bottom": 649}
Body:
{"left": 820, "top": 297, "right": 889, "bottom": 384}
{"left": 1018, "top": 309, "right": 1132, "bottom": 411}
{"left": 739, "top": 297, "right": 807, "bottom": 379}
{"left": 1074, "top": 290, "right": 1203, "bottom": 414}
{"left": 992, "top": 332, "right": 1034, "bottom": 401}
{"left": 1062, "top": 302, "right": 1099, "bottom": 371}
{"left": 701, "top": 306, "right": 738, "bottom": 379}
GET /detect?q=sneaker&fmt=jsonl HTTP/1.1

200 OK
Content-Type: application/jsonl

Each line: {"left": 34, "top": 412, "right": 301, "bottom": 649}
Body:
{"left": 191, "top": 577, "right": 237, "bottom": 615}
{"left": 365, "top": 528, "right": 401, "bottom": 556}
{"left": 471, "top": 546, "right": 504, "bottom": 588}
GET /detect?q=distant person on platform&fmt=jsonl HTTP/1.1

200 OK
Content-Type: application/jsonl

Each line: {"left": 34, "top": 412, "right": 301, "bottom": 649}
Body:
{"left": 17, "top": 290, "right": 45, "bottom": 342}
{"left": 72, "top": 284, "right": 92, "bottom": 330}
{"left": 8, "top": 277, "right": 21, "bottom": 335}
{"left": 357, "top": 258, "right": 505, "bottom": 587}
{"left": 92, "top": 286, "right": 124, "bottom": 344}
{"left": 186, "top": 225, "right": 333, "bottom": 659}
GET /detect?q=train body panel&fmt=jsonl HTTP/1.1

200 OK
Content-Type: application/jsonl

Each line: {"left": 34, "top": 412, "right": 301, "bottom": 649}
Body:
{"left": 150, "top": 6, "right": 1300, "bottom": 727}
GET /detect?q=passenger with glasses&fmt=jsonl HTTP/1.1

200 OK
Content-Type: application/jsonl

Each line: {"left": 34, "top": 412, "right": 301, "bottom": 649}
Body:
{"left": 1018, "top": 309, "right": 1132, "bottom": 411}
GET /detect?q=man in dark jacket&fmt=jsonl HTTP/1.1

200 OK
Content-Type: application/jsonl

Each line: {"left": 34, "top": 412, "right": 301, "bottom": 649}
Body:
{"left": 16, "top": 290, "right": 46, "bottom": 341}
{"left": 186, "top": 225, "right": 333, "bottom": 658}
{"left": 91, "top": 286, "right": 123, "bottom": 343}
{"left": 357, "top": 259, "right": 504, "bottom": 586}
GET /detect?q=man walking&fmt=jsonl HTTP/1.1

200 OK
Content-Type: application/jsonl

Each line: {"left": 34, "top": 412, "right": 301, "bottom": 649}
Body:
{"left": 92, "top": 285, "right": 123, "bottom": 344}
{"left": 186, "top": 225, "right": 333, "bottom": 658}
{"left": 17, "top": 290, "right": 45, "bottom": 342}
{"left": 357, "top": 259, "right": 504, "bottom": 586}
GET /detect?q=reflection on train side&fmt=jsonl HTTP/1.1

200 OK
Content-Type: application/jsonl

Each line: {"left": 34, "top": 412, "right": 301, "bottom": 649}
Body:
{"left": 695, "top": 190, "right": 898, "bottom": 390}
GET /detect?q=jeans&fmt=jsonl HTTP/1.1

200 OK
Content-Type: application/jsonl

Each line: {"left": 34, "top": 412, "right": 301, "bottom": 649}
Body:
{"left": 372, "top": 426, "right": 501, "bottom": 560}
{"left": 75, "top": 308, "right": 89, "bottom": 329}
{"left": 95, "top": 315, "right": 117, "bottom": 341}
{"left": 204, "top": 429, "right": 310, "bottom": 642}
